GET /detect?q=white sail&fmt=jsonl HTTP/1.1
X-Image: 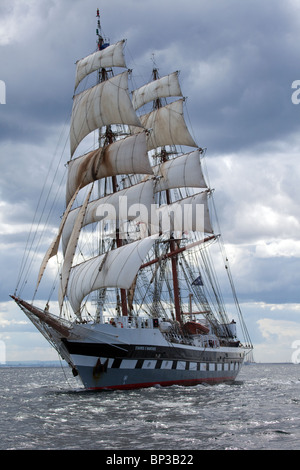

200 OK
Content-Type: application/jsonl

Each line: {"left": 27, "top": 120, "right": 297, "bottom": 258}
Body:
{"left": 132, "top": 71, "right": 182, "bottom": 110}
{"left": 35, "top": 187, "right": 81, "bottom": 290}
{"left": 70, "top": 71, "right": 142, "bottom": 156}
{"left": 67, "top": 235, "right": 158, "bottom": 315}
{"left": 152, "top": 192, "right": 213, "bottom": 235}
{"left": 59, "top": 187, "right": 93, "bottom": 312}
{"left": 131, "top": 99, "right": 197, "bottom": 150}
{"left": 153, "top": 150, "right": 207, "bottom": 192}
{"left": 66, "top": 132, "right": 153, "bottom": 205}
{"left": 75, "top": 40, "right": 126, "bottom": 89}
{"left": 62, "top": 180, "right": 155, "bottom": 253}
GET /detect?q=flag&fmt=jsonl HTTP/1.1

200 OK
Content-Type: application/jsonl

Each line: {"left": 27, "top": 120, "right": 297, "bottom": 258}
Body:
{"left": 192, "top": 275, "right": 203, "bottom": 286}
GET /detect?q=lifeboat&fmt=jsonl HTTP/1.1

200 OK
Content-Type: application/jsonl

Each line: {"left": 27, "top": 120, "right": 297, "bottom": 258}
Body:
{"left": 159, "top": 321, "right": 173, "bottom": 332}
{"left": 183, "top": 321, "right": 210, "bottom": 335}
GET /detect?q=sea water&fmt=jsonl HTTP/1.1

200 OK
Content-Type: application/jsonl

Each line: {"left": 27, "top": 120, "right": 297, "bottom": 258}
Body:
{"left": 0, "top": 363, "right": 299, "bottom": 450}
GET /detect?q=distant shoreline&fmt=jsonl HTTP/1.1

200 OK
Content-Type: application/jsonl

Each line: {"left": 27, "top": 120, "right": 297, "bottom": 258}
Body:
{"left": 0, "top": 361, "right": 65, "bottom": 368}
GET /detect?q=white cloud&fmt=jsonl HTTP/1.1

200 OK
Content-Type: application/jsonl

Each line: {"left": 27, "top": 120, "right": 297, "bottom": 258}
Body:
{"left": 255, "top": 239, "right": 300, "bottom": 258}
{"left": 257, "top": 317, "right": 300, "bottom": 340}
{"left": 0, "top": 0, "right": 53, "bottom": 46}
{"left": 0, "top": 301, "right": 32, "bottom": 331}
{"left": 254, "top": 317, "right": 300, "bottom": 362}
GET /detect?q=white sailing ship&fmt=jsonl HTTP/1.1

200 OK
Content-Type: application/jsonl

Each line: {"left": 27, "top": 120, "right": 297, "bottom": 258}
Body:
{"left": 12, "top": 10, "right": 252, "bottom": 390}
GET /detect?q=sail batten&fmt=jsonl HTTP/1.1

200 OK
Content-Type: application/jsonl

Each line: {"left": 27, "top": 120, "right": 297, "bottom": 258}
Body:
{"left": 70, "top": 71, "right": 143, "bottom": 156}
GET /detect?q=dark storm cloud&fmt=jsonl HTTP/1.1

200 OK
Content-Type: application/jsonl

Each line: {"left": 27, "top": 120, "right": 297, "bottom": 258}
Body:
{"left": 1, "top": 0, "right": 298, "bottom": 152}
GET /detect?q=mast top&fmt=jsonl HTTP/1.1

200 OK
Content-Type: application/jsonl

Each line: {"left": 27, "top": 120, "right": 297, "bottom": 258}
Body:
{"left": 96, "top": 9, "right": 109, "bottom": 51}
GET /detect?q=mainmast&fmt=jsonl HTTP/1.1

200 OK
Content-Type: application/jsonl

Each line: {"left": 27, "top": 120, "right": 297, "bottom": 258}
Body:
{"left": 152, "top": 66, "right": 182, "bottom": 324}
{"left": 96, "top": 9, "right": 128, "bottom": 317}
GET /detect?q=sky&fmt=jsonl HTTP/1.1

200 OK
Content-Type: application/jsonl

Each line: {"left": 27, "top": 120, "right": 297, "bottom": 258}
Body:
{"left": 1, "top": 0, "right": 300, "bottom": 363}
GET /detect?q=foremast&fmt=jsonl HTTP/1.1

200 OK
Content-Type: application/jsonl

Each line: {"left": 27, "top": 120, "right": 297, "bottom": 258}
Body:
{"left": 95, "top": 10, "right": 128, "bottom": 318}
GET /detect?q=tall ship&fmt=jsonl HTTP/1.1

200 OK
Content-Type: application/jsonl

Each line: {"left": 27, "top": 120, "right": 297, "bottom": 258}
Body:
{"left": 12, "top": 10, "right": 252, "bottom": 390}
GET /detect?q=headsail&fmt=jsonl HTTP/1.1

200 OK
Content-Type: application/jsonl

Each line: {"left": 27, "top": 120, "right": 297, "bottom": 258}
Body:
{"left": 35, "top": 186, "right": 81, "bottom": 291}
{"left": 59, "top": 187, "right": 93, "bottom": 312}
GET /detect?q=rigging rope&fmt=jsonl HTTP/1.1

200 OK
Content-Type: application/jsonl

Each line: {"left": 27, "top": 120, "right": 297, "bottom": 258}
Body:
{"left": 15, "top": 116, "right": 70, "bottom": 298}
{"left": 210, "top": 192, "right": 253, "bottom": 346}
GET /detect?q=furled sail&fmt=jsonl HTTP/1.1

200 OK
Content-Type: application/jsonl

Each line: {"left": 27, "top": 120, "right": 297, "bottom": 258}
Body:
{"left": 152, "top": 150, "right": 207, "bottom": 192}
{"left": 131, "top": 99, "right": 197, "bottom": 150}
{"left": 70, "top": 71, "right": 143, "bottom": 156}
{"left": 153, "top": 192, "right": 213, "bottom": 235}
{"left": 67, "top": 235, "right": 158, "bottom": 315}
{"left": 66, "top": 132, "right": 153, "bottom": 205}
{"left": 132, "top": 71, "right": 182, "bottom": 110}
{"left": 75, "top": 40, "right": 126, "bottom": 90}
{"left": 62, "top": 180, "right": 155, "bottom": 253}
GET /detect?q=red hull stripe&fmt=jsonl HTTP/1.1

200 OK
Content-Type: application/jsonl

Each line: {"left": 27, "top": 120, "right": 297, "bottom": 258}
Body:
{"left": 87, "top": 376, "right": 236, "bottom": 391}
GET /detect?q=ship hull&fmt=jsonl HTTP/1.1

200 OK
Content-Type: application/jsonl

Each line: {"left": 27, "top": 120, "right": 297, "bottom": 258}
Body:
{"left": 62, "top": 337, "right": 245, "bottom": 391}
{"left": 72, "top": 356, "right": 243, "bottom": 390}
{"left": 12, "top": 297, "right": 246, "bottom": 391}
